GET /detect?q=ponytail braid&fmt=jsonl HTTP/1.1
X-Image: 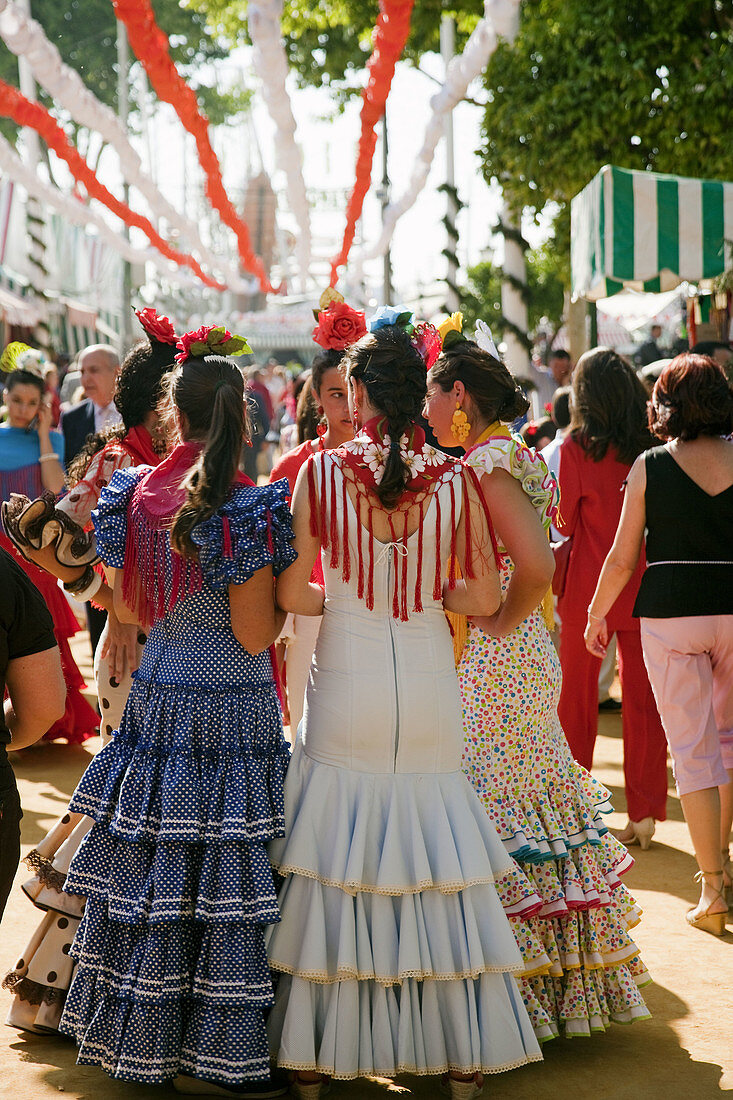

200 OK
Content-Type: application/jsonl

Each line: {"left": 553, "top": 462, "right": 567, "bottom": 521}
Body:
{"left": 167, "top": 355, "right": 248, "bottom": 557}
{"left": 343, "top": 326, "right": 427, "bottom": 509}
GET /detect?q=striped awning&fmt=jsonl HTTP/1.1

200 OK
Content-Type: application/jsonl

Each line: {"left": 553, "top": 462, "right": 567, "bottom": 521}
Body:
{"left": 571, "top": 164, "right": 733, "bottom": 300}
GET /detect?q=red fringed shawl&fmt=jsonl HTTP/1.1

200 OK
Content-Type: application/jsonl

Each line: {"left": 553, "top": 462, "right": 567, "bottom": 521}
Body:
{"left": 305, "top": 417, "right": 498, "bottom": 621}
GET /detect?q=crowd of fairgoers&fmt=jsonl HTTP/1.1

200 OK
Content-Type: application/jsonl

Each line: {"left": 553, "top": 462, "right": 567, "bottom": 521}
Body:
{"left": 0, "top": 301, "right": 731, "bottom": 1100}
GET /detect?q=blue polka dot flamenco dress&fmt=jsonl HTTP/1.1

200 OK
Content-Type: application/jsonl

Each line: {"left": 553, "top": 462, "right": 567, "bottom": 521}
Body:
{"left": 58, "top": 464, "right": 296, "bottom": 1089}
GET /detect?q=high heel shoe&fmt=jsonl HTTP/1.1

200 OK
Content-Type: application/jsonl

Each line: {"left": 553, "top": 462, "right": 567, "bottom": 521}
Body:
{"left": 618, "top": 817, "right": 655, "bottom": 850}
{"left": 686, "top": 870, "right": 728, "bottom": 937}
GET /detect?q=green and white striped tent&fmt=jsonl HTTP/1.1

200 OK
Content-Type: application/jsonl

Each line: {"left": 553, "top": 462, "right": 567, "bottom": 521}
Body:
{"left": 571, "top": 164, "right": 733, "bottom": 301}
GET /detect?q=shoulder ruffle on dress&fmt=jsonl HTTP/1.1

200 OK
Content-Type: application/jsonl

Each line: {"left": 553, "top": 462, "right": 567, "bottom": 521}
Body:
{"left": 464, "top": 432, "right": 559, "bottom": 532}
{"left": 191, "top": 479, "right": 297, "bottom": 589}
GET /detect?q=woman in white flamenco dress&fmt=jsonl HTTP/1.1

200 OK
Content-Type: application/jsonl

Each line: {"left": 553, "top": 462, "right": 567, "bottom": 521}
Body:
{"left": 265, "top": 316, "right": 544, "bottom": 1099}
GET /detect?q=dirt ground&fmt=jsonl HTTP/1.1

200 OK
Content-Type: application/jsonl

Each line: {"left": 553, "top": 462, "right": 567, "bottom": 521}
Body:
{"left": 0, "top": 634, "right": 731, "bottom": 1100}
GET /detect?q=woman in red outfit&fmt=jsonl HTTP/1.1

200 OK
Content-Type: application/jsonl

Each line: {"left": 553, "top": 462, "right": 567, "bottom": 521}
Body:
{"left": 556, "top": 347, "right": 668, "bottom": 847}
{"left": 268, "top": 294, "right": 364, "bottom": 733}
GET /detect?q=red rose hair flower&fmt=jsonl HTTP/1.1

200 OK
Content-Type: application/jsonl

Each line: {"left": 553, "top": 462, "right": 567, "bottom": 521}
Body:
{"left": 135, "top": 307, "right": 178, "bottom": 345}
{"left": 312, "top": 301, "right": 367, "bottom": 351}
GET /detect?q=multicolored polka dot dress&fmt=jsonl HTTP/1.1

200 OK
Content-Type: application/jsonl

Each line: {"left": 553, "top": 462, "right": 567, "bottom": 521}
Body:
{"left": 461, "top": 434, "right": 651, "bottom": 1040}
{"left": 58, "top": 467, "right": 296, "bottom": 1086}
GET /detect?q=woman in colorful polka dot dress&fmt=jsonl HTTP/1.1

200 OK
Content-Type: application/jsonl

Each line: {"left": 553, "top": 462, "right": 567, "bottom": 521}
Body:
{"left": 3, "top": 311, "right": 175, "bottom": 1035}
{"left": 424, "top": 317, "right": 651, "bottom": 1042}
{"left": 57, "top": 339, "right": 295, "bottom": 1096}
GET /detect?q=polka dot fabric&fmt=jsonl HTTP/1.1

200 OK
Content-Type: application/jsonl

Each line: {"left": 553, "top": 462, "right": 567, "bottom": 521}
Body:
{"left": 58, "top": 472, "right": 295, "bottom": 1086}
{"left": 460, "top": 439, "right": 651, "bottom": 1040}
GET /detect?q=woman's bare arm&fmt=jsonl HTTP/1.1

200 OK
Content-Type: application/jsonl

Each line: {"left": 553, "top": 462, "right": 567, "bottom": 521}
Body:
{"left": 442, "top": 472, "right": 501, "bottom": 616}
{"left": 276, "top": 462, "right": 325, "bottom": 616}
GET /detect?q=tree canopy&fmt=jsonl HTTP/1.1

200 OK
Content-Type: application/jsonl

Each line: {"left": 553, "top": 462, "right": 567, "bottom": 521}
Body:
{"left": 480, "top": 0, "right": 733, "bottom": 219}
{"left": 190, "top": 0, "right": 484, "bottom": 94}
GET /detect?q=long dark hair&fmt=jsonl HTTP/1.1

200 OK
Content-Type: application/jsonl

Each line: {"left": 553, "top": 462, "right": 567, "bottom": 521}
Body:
{"left": 168, "top": 355, "right": 249, "bottom": 558}
{"left": 343, "top": 325, "right": 427, "bottom": 508}
{"left": 67, "top": 339, "right": 175, "bottom": 486}
{"left": 430, "top": 339, "right": 529, "bottom": 423}
{"left": 570, "top": 346, "right": 653, "bottom": 464}
{"left": 4, "top": 368, "right": 44, "bottom": 397}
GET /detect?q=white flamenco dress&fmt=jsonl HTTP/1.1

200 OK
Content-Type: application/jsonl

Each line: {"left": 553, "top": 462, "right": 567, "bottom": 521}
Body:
{"left": 266, "top": 450, "right": 543, "bottom": 1080}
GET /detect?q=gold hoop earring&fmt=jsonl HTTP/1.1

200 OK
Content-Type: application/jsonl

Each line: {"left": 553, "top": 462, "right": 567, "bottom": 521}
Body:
{"left": 450, "top": 401, "right": 470, "bottom": 443}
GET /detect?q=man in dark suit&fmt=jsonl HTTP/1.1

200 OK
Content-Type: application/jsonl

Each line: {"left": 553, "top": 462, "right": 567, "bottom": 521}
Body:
{"left": 60, "top": 344, "right": 121, "bottom": 466}
{"left": 60, "top": 344, "right": 121, "bottom": 656}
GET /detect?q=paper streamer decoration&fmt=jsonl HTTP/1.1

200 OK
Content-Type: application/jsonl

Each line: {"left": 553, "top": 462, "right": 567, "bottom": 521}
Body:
{"left": 361, "top": 0, "right": 520, "bottom": 261}
{"left": 112, "top": 0, "right": 277, "bottom": 294}
{"left": 329, "top": 0, "right": 414, "bottom": 287}
{"left": 0, "top": 79, "right": 227, "bottom": 289}
{"left": 247, "top": 0, "right": 311, "bottom": 288}
{"left": 0, "top": 0, "right": 254, "bottom": 294}
{"left": 0, "top": 131, "right": 200, "bottom": 288}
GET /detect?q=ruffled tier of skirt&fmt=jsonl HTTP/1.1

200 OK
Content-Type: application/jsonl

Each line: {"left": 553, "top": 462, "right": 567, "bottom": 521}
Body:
{"left": 268, "top": 973, "right": 543, "bottom": 1079}
{"left": 266, "top": 747, "right": 543, "bottom": 1078}
{"left": 69, "top": 677, "right": 289, "bottom": 844}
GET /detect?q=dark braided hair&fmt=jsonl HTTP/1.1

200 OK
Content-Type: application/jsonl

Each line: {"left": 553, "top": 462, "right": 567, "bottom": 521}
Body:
{"left": 570, "top": 346, "right": 653, "bottom": 464}
{"left": 66, "top": 337, "right": 175, "bottom": 487}
{"left": 343, "top": 325, "right": 427, "bottom": 509}
{"left": 430, "top": 339, "right": 529, "bottom": 423}
{"left": 167, "top": 355, "right": 249, "bottom": 558}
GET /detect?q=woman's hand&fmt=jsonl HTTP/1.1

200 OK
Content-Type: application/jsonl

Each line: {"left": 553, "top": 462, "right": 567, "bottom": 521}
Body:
{"left": 36, "top": 398, "right": 53, "bottom": 438}
{"left": 101, "top": 611, "right": 141, "bottom": 681}
{"left": 584, "top": 613, "right": 609, "bottom": 658}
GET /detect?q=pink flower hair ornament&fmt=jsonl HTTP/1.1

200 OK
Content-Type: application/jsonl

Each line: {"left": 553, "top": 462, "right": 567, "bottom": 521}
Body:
{"left": 411, "top": 322, "right": 442, "bottom": 370}
{"left": 174, "top": 324, "right": 252, "bottom": 366}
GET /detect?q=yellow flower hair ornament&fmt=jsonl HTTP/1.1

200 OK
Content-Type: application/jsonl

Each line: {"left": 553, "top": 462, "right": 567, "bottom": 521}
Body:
{"left": 438, "top": 312, "right": 466, "bottom": 351}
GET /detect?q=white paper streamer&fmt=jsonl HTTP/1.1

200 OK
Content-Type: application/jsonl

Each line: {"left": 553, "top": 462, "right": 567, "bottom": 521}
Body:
{"left": 0, "top": 0, "right": 254, "bottom": 294}
{"left": 361, "top": 0, "right": 520, "bottom": 261}
{"left": 247, "top": 0, "right": 311, "bottom": 288}
{"left": 0, "top": 132, "right": 202, "bottom": 290}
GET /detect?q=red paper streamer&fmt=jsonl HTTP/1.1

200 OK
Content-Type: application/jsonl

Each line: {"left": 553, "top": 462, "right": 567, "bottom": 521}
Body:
{"left": 111, "top": 0, "right": 276, "bottom": 295}
{"left": 329, "top": 0, "right": 414, "bottom": 287}
{"left": 0, "top": 80, "right": 224, "bottom": 290}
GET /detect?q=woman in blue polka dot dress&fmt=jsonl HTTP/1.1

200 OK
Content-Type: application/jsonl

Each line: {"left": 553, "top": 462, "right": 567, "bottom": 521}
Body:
{"left": 58, "top": 340, "right": 296, "bottom": 1098}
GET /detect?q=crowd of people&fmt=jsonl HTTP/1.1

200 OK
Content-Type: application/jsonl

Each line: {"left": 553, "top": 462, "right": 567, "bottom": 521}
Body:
{"left": 0, "top": 297, "right": 730, "bottom": 1099}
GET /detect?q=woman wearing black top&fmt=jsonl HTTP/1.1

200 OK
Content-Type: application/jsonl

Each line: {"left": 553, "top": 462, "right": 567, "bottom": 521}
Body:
{"left": 584, "top": 354, "right": 733, "bottom": 937}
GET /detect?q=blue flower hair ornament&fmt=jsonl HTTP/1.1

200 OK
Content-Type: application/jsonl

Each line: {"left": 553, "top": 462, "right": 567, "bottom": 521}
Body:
{"left": 367, "top": 305, "right": 415, "bottom": 334}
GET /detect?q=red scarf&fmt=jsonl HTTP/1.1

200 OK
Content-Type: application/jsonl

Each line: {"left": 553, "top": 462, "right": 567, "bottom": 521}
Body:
{"left": 306, "top": 416, "right": 490, "bottom": 621}
{"left": 119, "top": 424, "right": 160, "bottom": 467}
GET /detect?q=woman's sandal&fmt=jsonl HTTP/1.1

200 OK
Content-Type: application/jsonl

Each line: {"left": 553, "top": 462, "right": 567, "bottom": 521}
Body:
{"left": 441, "top": 1073, "right": 484, "bottom": 1099}
{"left": 686, "top": 870, "right": 729, "bottom": 937}
{"left": 722, "top": 849, "right": 733, "bottom": 905}
{"left": 290, "top": 1073, "right": 330, "bottom": 1099}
